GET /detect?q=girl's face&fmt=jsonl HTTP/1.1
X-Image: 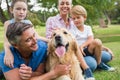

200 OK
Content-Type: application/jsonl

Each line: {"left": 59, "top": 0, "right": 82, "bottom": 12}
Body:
{"left": 58, "top": 0, "right": 72, "bottom": 15}
{"left": 71, "top": 14, "right": 86, "bottom": 27}
{"left": 11, "top": 1, "right": 27, "bottom": 21}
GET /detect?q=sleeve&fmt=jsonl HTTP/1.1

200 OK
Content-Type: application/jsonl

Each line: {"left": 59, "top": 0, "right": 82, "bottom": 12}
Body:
{"left": 87, "top": 26, "right": 94, "bottom": 37}
{"left": 23, "top": 20, "right": 32, "bottom": 24}
{"left": 46, "top": 17, "right": 55, "bottom": 39}
{"left": 0, "top": 52, "right": 13, "bottom": 73}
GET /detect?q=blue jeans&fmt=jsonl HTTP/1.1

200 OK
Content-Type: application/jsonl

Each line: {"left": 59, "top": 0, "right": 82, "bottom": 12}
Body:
{"left": 84, "top": 50, "right": 112, "bottom": 72}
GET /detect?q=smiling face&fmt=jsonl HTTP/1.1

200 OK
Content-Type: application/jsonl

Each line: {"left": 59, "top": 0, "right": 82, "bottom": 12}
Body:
{"left": 71, "top": 14, "right": 86, "bottom": 27}
{"left": 58, "top": 0, "right": 72, "bottom": 15}
{"left": 16, "top": 27, "right": 38, "bottom": 53}
{"left": 10, "top": 1, "right": 27, "bottom": 21}
{"left": 70, "top": 5, "right": 87, "bottom": 28}
{"left": 49, "top": 28, "right": 74, "bottom": 57}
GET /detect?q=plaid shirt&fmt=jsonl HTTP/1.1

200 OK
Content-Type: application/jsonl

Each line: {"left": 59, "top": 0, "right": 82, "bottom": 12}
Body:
{"left": 46, "top": 14, "right": 75, "bottom": 38}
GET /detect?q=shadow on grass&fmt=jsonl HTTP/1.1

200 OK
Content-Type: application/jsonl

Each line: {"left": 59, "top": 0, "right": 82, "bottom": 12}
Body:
{"left": 97, "top": 36, "right": 120, "bottom": 43}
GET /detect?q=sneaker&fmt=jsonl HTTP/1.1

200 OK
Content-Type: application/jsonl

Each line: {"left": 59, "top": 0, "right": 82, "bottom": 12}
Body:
{"left": 98, "top": 62, "right": 115, "bottom": 71}
{"left": 107, "top": 67, "right": 115, "bottom": 72}
{"left": 85, "top": 77, "right": 95, "bottom": 80}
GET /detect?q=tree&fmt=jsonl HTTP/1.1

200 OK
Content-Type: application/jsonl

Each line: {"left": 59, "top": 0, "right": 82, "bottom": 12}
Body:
{"left": 0, "top": 0, "right": 8, "bottom": 23}
{"left": 0, "top": 0, "right": 117, "bottom": 26}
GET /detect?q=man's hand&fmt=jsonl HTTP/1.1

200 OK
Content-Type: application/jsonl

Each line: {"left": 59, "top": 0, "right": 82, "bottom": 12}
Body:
{"left": 19, "top": 64, "right": 32, "bottom": 80}
{"left": 53, "top": 64, "right": 71, "bottom": 77}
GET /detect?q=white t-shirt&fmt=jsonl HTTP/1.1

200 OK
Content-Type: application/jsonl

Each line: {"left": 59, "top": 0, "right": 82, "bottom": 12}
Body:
{"left": 69, "top": 25, "right": 93, "bottom": 46}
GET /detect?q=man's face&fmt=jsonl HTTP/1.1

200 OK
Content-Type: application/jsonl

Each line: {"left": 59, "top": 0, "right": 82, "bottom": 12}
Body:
{"left": 16, "top": 28, "right": 38, "bottom": 53}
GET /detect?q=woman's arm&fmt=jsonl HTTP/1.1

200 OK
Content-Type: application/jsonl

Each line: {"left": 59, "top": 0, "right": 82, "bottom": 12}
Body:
{"left": 33, "top": 28, "right": 49, "bottom": 42}
{"left": 102, "top": 45, "right": 114, "bottom": 58}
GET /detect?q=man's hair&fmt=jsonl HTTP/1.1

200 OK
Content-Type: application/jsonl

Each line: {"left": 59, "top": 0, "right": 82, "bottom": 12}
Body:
{"left": 6, "top": 22, "right": 33, "bottom": 45}
{"left": 71, "top": 5, "right": 87, "bottom": 18}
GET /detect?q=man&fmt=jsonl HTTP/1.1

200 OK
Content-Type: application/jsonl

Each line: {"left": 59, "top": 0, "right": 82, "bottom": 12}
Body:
{"left": 0, "top": 22, "right": 71, "bottom": 80}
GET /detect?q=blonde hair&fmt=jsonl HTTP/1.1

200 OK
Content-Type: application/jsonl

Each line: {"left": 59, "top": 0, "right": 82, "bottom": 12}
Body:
{"left": 71, "top": 5, "right": 87, "bottom": 18}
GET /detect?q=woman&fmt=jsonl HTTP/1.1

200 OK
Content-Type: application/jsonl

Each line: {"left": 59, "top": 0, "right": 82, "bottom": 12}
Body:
{"left": 46, "top": 0, "right": 114, "bottom": 78}
{"left": 46, "top": 0, "right": 95, "bottom": 79}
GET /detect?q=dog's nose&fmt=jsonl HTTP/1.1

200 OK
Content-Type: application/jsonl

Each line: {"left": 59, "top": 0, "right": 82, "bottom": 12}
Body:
{"left": 55, "top": 35, "right": 61, "bottom": 41}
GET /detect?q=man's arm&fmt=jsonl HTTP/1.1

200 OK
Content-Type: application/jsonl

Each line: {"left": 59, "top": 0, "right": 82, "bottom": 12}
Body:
{"left": 4, "top": 68, "right": 21, "bottom": 80}
{"left": 30, "top": 64, "right": 71, "bottom": 80}
{"left": 4, "top": 63, "right": 70, "bottom": 80}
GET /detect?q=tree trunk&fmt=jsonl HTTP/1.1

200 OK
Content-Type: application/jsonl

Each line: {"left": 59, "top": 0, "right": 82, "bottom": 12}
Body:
{"left": 99, "top": 18, "right": 108, "bottom": 28}
{"left": 103, "top": 10, "right": 111, "bottom": 25}
{"left": 0, "top": 7, "right": 7, "bottom": 24}
{"left": 106, "top": 16, "right": 111, "bottom": 25}
{"left": 6, "top": 0, "right": 12, "bottom": 18}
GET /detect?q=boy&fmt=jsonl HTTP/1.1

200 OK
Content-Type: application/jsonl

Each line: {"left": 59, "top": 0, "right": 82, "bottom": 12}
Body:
{"left": 70, "top": 5, "right": 115, "bottom": 71}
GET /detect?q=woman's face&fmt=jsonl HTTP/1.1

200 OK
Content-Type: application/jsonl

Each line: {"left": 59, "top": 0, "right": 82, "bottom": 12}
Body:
{"left": 58, "top": 0, "right": 72, "bottom": 15}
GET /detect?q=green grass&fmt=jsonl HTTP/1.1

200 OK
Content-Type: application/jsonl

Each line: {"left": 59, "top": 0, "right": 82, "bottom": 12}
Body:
{"left": 93, "top": 25, "right": 120, "bottom": 80}
{"left": 0, "top": 25, "right": 120, "bottom": 80}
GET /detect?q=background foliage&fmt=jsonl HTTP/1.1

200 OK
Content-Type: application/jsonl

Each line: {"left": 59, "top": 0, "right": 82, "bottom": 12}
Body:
{"left": 0, "top": 0, "right": 120, "bottom": 26}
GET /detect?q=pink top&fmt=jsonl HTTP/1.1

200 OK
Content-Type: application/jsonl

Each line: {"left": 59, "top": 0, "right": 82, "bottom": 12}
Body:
{"left": 46, "top": 14, "right": 75, "bottom": 38}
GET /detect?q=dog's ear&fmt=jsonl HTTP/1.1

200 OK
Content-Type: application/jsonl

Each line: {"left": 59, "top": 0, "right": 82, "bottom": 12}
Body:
{"left": 48, "top": 41, "right": 54, "bottom": 54}
{"left": 72, "top": 39, "right": 81, "bottom": 56}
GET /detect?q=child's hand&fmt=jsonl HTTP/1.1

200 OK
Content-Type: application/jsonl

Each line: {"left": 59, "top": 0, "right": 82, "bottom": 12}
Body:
{"left": 80, "top": 46, "right": 86, "bottom": 56}
{"left": 4, "top": 52, "right": 14, "bottom": 68}
{"left": 108, "top": 49, "right": 114, "bottom": 60}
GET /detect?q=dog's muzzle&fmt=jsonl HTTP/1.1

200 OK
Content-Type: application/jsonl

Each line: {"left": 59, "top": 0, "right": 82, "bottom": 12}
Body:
{"left": 55, "top": 35, "right": 63, "bottom": 47}
{"left": 54, "top": 35, "right": 69, "bottom": 57}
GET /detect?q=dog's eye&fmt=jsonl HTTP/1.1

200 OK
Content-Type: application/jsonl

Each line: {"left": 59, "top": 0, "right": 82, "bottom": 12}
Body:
{"left": 53, "top": 33, "right": 56, "bottom": 36}
{"left": 63, "top": 31, "right": 67, "bottom": 34}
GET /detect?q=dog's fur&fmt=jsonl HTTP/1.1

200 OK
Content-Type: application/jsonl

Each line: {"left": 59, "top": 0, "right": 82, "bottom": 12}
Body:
{"left": 46, "top": 28, "right": 84, "bottom": 80}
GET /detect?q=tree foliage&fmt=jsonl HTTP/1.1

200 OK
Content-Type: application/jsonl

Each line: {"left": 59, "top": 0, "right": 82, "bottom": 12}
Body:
{"left": 0, "top": 0, "right": 119, "bottom": 25}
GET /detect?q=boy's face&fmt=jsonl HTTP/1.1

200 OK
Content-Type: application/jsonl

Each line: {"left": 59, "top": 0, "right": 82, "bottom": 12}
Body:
{"left": 71, "top": 14, "right": 86, "bottom": 27}
{"left": 11, "top": 1, "right": 27, "bottom": 21}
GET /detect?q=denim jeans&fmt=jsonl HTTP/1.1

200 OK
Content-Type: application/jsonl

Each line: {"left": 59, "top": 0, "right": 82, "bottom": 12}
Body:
{"left": 84, "top": 50, "right": 112, "bottom": 72}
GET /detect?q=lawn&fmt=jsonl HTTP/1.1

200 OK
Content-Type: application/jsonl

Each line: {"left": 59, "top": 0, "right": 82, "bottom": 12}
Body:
{"left": 0, "top": 25, "right": 120, "bottom": 80}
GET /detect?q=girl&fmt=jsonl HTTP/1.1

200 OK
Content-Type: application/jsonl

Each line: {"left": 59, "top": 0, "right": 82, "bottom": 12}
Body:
{"left": 4, "top": 0, "right": 48, "bottom": 68}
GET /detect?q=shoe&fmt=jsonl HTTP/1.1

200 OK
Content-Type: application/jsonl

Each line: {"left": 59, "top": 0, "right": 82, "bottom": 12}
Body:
{"left": 98, "top": 62, "right": 115, "bottom": 71}
{"left": 107, "top": 67, "right": 115, "bottom": 72}
{"left": 85, "top": 77, "right": 95, "bottom": 80}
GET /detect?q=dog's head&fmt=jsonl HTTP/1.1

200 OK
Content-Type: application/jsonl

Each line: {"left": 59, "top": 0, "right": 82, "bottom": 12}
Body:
{"left": 48, "top": 28, "right": 76, "bottom": 58}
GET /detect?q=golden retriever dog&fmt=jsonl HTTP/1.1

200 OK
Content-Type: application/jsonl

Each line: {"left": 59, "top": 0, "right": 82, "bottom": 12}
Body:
{"left": 46, "top": 28, "right": 84, "bottom": 80}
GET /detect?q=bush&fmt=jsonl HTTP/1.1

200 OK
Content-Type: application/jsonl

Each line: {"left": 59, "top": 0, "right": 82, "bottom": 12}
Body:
{"left": 111, "top": 20, "right": 118, "bottom": 24}
{"left": 40, "top": 22, "right": 45, "bottom": 26}
{"left": 0, "top": 22, "right": 3, "bottom": 27}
